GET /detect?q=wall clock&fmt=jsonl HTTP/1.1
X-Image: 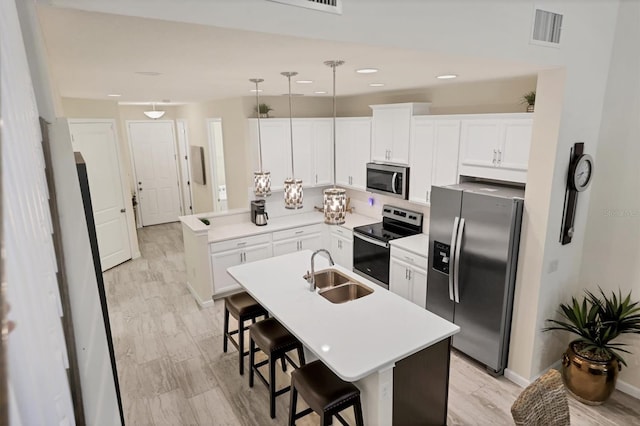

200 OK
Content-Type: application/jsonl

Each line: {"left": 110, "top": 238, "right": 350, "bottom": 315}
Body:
{"left": 560, "top": 142, "right": 594, "bottom": 245}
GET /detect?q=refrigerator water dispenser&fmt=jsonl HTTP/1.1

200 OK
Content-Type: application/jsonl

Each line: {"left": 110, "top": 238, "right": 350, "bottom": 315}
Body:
{"left": 432, "top": 241, "right": 450, "bottom": 274}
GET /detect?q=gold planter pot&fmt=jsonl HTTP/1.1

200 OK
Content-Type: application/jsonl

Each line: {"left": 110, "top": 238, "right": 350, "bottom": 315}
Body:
{"left": 561, "top": 341, "right": 620, "bottom": 405}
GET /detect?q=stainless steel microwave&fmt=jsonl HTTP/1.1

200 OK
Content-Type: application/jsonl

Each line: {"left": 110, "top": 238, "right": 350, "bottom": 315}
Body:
{"left": 366, "top": 163, "right": 409, "bottom": 199}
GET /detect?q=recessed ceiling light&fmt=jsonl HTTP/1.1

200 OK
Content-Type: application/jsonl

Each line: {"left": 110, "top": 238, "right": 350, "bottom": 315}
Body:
{"left": 314, "top": 91, "right": 327, "bottom": 94}
{"left": 436, "top": 74, "right": 458, "bottom": 79}
{"left": 135, "top": 71, "right": 162, "bottom": 76}
{"left": 107, "top": 94, "right": 121, "bottom": 97}
{"left": 296, "top": 80, "right": 313, "bottom": 84}
{"left": 281, "top": 93, "right": 304, "bottom": 96}
{"left": 369, "top": 83, "right": 385, "bottom": 87}
{"left": 250, "top": 89, "right": 263, "bottom": 93}
{"left": 356, "top": 68, "right": 379, "bottom": 74}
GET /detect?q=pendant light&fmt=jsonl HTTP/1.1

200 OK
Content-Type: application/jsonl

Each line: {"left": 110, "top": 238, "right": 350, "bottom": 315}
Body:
{"left": 282, "top": 71, "right": 303, "bottom": 209}
{"left": 323, "top": 60, "right": 346, "bottom": 225}
{"left": 250, "top": 78, "right": 271, "bottom": 197}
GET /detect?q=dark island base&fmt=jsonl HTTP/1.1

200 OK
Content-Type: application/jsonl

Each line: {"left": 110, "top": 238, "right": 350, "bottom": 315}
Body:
{"left": 393, "top": 337, "right": 452, "bottom": 425}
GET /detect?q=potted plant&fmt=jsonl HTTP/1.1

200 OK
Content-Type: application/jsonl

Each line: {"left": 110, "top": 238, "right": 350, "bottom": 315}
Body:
{"left": 255, "top": 103, "right": 273, "bottom": 118}
{"left": 543, "top": 288, "right": 640, "bottom": 405}
{"left": 521, "top": 90, "right": 536, "bottom": 112}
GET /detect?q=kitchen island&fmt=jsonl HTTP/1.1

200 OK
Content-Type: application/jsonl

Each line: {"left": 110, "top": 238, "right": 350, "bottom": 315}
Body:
{"left": 228, "top": 250, "right": 460, "bottom": 425}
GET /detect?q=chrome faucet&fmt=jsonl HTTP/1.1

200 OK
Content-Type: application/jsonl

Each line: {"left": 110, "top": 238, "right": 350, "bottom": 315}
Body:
{"left": 305, "top": 249, "right": 335, "bottom": 291}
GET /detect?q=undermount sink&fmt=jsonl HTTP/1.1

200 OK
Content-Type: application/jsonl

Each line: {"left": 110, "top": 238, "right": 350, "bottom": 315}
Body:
{"left": 311, "top": 269, "right": 351, "bottom": 289}
{"left": 319, "top": 282, "right": 373, "bottom": 304}
{"left": 309, "top": 269, "right": 373, "bottom": 304}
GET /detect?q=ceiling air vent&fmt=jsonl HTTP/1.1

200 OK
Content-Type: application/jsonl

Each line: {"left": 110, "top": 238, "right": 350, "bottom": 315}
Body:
{"left": 267, "top": 0, "right": 342, "bottom": 15}
{"left": 531, "top": 8, "right": 563, "bottom": 45}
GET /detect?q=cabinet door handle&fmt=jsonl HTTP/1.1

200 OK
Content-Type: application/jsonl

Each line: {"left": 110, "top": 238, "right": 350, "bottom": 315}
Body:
{"left": 408, "top": 270, "right": 412, "bottom": 280}
{"left": 497, "top": 149, "right": 502, "bottom": 165}
{"left": 237, "top": 242, "right": 247, "bottom": 246}
{"left": 299, "top": 241, "right": 303, "bottom": 250}
{"left": 426, "top": 190, "right": 430, "bottom": 203}
{"left": 404, "top": 256, "right": 414, "bottom": 263}
{"left": 295, "top": 230, "right": 304, "bottom": 234}
{"left": 492, "top": 149, "right": 497, "bottom": 165}
{"left": 315, "top": 174, "right": 318, "bottom": 183}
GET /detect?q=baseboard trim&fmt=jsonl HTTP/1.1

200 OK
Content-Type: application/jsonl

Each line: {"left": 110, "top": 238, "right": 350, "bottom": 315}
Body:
{"left": 186, "top": 281, "right": 213, "bottom": 308}
{"left": 504, "top": 368, "right": 530, "bottom": 388}
{"left": 616, "top": 379, "right": 640, "bottom": 399}
{"left": 131, "top": 250, "right": 141, "bottom": 259}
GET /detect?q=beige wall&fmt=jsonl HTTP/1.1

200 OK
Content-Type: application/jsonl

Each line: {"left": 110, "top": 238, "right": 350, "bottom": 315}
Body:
{"left": 579, "top": 0, "right": 640, "bottom": 390}
{"left": 337, "top": 76, "right": 537, "bottom": 116}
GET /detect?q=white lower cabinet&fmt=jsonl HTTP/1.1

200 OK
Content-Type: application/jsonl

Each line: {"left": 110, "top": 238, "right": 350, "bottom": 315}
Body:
{"left": 272, "top": 224, "right": 323, "bottom": 257}
{"left": 389, "top": 247, "right": 428, "bottom": 308}
{"left": 330, "top": 226, "right": 353, "bottom": 270}
{"left": 210, "top": 234, "right": 273, "bottom": 297}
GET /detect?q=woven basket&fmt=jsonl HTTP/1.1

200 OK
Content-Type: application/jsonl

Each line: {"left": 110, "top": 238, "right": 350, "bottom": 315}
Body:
{"left": 511, "top": 369, "right": 570, "bottom": 426}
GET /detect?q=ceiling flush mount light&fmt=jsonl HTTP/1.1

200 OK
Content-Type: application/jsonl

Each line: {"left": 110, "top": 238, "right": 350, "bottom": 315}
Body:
{"left": 296, "top": 80, "right": 313, "bottom": 84}
{"left": 314, "top": 91, "right": 327, "bottom": 94}
{"left": 107, "top": 93, "right": 121, "bottom": 97}
{"left": 369, "top": 83, "right": 385, "bottom": 87}
{"left": 436, "top": 74, "right": 458, "bottom": 79}
{"left": 250, "top": 78, "right": 271, "bottom": 197}
{"left": 323, "top": 60, "right": 347, "bottom": 226}
{"left": 143, "top": 103, "right": 165, "bottom": 119}
{"left": 250, "top": 89, "right": 263, "bottom": 93}
{"left": 356, "top": 68, "right": 378, "bottom": 74}
{"left": 282, "top": 71, "right": 303, "bottom": 209}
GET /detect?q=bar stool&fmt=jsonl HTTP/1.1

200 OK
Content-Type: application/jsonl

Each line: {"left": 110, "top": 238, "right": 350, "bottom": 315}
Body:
{"left": 249, "top": 317, "right": 306, "bottom": 419}
{"left": 223, "top": 292, "right": 268, "bottom": 375}
{"left": 289, "top": 360, "right": 364, "bottom": 426}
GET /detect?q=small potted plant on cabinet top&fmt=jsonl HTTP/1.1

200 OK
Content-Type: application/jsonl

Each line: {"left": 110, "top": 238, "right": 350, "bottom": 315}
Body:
{"left": 255, "top": 103, "right": 273, "bottom": 118}
{"left": 543, "top": 288, "right": 640, "bottom": 405}
{"left": 521, "top": 90, "right": 536, "bottom": 112}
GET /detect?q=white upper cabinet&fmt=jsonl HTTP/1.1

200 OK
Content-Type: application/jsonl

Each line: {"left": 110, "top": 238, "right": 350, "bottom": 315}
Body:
{"left": 370, "top": 103, "right": 431, "bottom": 165}
{"left": 458, "top": 114, "right": 533, "bottom": 183}
{"left": 409, "top": 116, "right": 461, "bottom": 205}
{"left": 249, "top": 118, "right": 333, "bottom": 189}
{"left": 335, "top": 117, "right": 371, "bottom": 190}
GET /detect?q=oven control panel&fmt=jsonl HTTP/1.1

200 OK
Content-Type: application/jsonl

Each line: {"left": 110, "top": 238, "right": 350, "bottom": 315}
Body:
{"left": 432, "top": 241, "right": 450, "bottom": 275}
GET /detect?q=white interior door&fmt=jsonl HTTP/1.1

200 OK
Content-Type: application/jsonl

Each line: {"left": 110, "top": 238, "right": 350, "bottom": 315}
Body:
{"left": 69, "top": 120, "right": 132, "bottom": 270}
{"left": 128, "top": 121, "right": 182, "bottom": 226}
{"left": 176, "top": 119, "right": 194, "bottom": 215}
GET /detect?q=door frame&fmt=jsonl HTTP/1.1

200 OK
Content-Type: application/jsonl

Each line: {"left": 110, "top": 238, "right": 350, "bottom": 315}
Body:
{"left": 206, "top": 118, "right": 225, "bottom": 212}
{"left": 176, "top": 119, "right": 194, "bottom": 215}
{"left": 126, "top": 120, "right": 182, "bottom": 227}
{"left": 68, "top": 118, "right": 140, "bottom": 259}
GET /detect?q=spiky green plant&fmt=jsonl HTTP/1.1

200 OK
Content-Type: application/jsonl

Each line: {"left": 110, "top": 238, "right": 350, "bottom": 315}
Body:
{"left": 521, "top": 91, "right": 536, "bottom": 106}
{"left": 544, "top": 288, "right": 640, "bottom": 366}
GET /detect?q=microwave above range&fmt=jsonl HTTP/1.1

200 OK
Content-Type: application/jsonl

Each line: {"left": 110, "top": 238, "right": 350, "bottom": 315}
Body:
{"left": 366, "top": 163, "right": 409, "bottom": 199}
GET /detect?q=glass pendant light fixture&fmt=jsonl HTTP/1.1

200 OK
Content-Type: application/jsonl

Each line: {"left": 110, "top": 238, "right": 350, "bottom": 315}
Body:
{"left": 250, "top": 78, "right": 271, "bottom": 197}
{"left": 143, "top": 103, "right": 165, "bottom": 119}
{"left": 323, "top": 60, "right": 347, "bottom": 225}
{"left": 282, "top": 71, "right": 303, "bottom": 209}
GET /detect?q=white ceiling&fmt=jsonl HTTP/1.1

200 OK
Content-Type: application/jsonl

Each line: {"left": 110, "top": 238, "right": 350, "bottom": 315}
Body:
{"left": 37, "top": 6, "right": 542, "bottom": 104}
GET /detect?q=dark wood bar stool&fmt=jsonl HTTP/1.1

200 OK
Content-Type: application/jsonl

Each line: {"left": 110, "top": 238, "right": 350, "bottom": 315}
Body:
{"left": 289, "top": 360, "right": 364, "bottom": 426}
{"left": 249, "top": 317, "right": 306, "bottom": 419}
{"left": 222, "top": 291, "right": 268, "bottom": 375}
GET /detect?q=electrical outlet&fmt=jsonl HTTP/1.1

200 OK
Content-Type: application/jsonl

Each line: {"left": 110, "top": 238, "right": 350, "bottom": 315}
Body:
{"left": 381, "top": 382, "right": 391, "bottom": 399}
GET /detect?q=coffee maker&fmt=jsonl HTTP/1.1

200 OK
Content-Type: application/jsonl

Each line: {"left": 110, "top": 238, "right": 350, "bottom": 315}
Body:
{"left": 250, "top": 200, "right": 269, "bottom": 226}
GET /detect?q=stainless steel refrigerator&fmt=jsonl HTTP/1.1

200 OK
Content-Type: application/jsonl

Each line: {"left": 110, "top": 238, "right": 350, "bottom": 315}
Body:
{"left": 427, "top": 182, "right": 524, "bottom": 375}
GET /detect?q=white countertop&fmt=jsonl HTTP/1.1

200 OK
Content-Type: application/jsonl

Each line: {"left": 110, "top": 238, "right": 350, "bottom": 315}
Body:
{"left": 227, "top": 250, "right": 459, "bottom": 381}
{"left": 389, "top": 233, "right": 430, "bottom": 257}
{"left": 205, "top": 211, "right": 376, "bottom": 243}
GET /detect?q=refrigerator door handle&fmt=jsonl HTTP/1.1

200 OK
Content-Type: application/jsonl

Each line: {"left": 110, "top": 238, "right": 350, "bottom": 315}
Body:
{"left": 454, "top": 218, "right": 465, "bottom": 303}
{"left": 449, "top": 216, "right": 460, "bottom": 302}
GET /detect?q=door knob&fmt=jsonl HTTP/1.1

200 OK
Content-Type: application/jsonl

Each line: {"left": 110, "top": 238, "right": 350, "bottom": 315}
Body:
{"left": 120, "top": 208, "right": 126, "bottom": 213}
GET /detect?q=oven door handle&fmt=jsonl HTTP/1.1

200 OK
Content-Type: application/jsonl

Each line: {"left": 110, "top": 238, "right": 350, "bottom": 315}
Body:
{"left": 354, "top": 232, "right": 389, "bottom": 248}
{"left": 391, "top": 173, "right": 398, "bottom": 194}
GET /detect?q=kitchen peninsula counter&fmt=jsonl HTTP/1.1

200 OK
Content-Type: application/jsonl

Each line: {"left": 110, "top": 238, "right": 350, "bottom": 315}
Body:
{"left": 228, "top": 250, "right": 459, "bottom": 425}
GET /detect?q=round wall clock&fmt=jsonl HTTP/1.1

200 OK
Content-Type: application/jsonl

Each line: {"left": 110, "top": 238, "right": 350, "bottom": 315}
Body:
{"left": 569, "top": 153, "right": 594, "bottom": 192}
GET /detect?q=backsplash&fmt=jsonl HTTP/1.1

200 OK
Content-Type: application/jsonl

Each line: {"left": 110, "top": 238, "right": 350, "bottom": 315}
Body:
{"left": 346, "top": 188, "right": 431, "bottom": 233}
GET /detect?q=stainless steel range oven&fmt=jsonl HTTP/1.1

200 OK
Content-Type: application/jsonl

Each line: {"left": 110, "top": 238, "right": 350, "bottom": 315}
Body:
{"left": 353, "top": 205, "right": 423, "bottom": 289}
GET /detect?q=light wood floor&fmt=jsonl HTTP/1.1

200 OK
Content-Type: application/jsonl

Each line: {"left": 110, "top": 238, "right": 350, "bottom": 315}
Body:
{"left": 104, "top": 222, "right": 640, "bottom": 425}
